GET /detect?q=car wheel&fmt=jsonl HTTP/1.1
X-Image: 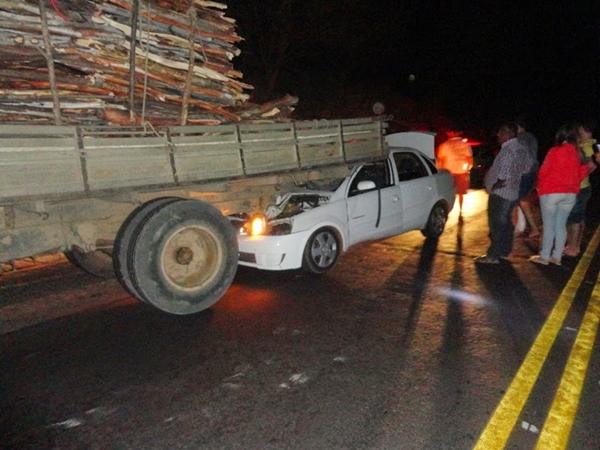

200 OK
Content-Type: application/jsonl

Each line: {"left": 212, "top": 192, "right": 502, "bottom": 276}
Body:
{"left": 421, "top": 202, "right": 448, "bottom": 239}
{"left": 302, "top": 228, "right": 340, "bottom": 274}
{"left": 129, "top": 199, "right": 238, "bottom": 315}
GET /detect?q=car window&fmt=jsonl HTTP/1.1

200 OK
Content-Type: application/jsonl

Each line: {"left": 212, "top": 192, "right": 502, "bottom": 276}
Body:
{"left": 422, "top": 155, "right": 438, "bottom": 174}
{"left": 348, "top": 161, "right": 392, "bottom": 196}
{"left": 393, "top": 152, "right": 429, "bottom": 182}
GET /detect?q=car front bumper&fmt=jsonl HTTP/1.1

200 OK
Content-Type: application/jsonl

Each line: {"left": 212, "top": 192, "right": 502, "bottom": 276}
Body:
{"left": 237, "top": 230, "right": 311, "bottom": 271}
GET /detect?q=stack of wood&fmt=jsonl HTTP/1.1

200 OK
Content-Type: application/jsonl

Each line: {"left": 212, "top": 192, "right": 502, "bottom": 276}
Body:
{"left": 0, "top": 0, "right": 297, "bottom": 125}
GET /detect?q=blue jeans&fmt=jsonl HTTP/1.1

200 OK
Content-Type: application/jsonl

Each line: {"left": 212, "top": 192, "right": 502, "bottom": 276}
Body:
{"left": 487, "top": 194, "right": 517, "bottom": 258}
{"left": 540, "top": 193, "right": 577, "bottom": 260}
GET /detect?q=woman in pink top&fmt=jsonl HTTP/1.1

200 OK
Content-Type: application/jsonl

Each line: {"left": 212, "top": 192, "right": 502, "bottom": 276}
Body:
{"left": 530, "top": 125, "right": 598, "bottom": 265}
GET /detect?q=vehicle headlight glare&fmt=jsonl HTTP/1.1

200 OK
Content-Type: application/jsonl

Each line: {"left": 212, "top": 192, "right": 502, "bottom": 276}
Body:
{"left": 250, "top": 215, "right": 267, "bottom": 236}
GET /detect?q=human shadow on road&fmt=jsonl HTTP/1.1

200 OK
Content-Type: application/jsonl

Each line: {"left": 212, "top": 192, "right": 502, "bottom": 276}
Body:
{"left": 425, "top": 217, "right": 473, "bottom": 449}
{"left": 383, "top": 236, "right": 439, "bottom": 347}
{"left": 475, "top": 262, "right": 546, "bottom": 353}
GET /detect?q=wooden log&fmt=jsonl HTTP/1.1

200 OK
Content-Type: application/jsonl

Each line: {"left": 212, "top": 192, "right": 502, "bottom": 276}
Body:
{"left": 180, "top": 7, "right": 197, "bottom": 125}
{"left": 128, "top": 0, "right": 140, "bottom": 123}
{"left": 38, "top": 0, "right": 61, "bottom": 125}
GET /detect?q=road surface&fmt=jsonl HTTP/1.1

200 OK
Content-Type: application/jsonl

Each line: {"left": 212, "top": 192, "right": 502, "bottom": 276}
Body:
{"left": 2, "top": 190, "right": 599, "bottom": 449}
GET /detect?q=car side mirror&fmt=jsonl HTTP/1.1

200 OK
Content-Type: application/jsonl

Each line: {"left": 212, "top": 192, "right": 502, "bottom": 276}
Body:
{"left": 357, "top": 180, "right": 376, "bottom": 191}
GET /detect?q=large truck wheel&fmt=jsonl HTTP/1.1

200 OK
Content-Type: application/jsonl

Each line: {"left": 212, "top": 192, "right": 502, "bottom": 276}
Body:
{"left": 65, "top": 247, "right": 114, "bottom": 278}
{"left": 129, "top": 200, "right": 239, "bottom": 315}
{"left": 113, "top": 197, "right": 182, "bottom": 300}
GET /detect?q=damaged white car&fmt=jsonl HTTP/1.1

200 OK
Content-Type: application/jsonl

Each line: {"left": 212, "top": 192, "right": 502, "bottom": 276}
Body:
{"left": 236, "top": 132, "right": 456, "bottom": 273}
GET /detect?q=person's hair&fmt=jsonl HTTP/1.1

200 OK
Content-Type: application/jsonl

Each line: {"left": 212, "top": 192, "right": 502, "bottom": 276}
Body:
{"left": 554, "top": 124, "right": 578, "bottom": 145}
{"left": 577, "top": 119, "right": 596, "bottom": 135}
{"left": 499, "top": 122, "right": 518, "bottom": 138}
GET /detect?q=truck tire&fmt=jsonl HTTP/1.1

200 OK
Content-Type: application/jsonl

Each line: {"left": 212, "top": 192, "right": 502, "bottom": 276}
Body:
{"left": 65, "top": 247, "right": 114, "bottom": 278}
{"left": 113, "top": 197, "right": 182, "bottom": 299}
{"left": 302, "top": 227, "right": 340, "bottom": 275}
{"left": 129, "top": 199, "right": 239, "bottom": 315}
{"left": 421, "top": 202, "right": 448, "bottom": 239}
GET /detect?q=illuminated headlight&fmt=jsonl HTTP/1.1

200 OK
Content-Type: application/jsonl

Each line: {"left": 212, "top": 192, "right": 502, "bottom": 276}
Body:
{"left": 241, "top": 214, "right": 266, "bottom": 236}
{"left": 240, "top": 215, "right": 293, "bottom": 236}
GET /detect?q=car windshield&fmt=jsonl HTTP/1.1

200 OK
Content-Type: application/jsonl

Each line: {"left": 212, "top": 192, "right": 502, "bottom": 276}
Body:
{"left": 303, "top": 178, "right": 345, "bottom": 192}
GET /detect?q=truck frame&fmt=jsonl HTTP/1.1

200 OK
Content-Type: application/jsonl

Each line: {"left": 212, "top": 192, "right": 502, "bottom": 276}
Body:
{"left": 0, "top": 118, "right": 386, "bottom": 314}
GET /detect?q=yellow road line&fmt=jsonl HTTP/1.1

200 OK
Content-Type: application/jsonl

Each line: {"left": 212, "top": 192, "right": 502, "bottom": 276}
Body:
{"left": 535, "top": 268, "right": 600, "bottom": 449}
{"left": 473, "top": 226, "right": 600, "bottom": 450}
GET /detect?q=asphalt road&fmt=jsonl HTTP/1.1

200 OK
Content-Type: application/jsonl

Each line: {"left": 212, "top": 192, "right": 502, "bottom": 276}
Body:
{"left": 1, "top": 190, "right": 599, "bottom": 450}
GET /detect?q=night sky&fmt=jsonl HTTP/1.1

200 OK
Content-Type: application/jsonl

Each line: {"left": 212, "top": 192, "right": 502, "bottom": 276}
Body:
{"left": 228, "top": 0, "right": 600, "bottom": 146}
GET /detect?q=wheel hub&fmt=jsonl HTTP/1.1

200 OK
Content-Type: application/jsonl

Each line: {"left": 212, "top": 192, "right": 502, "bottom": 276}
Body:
{"left": 176, "top": 247, "right": 194, "bottom": 265}
{"left": 311, "top": 231, "right": 338, "bottom": 268}
{"left": 160, "top": 225, "right": 223, "bottom": 291}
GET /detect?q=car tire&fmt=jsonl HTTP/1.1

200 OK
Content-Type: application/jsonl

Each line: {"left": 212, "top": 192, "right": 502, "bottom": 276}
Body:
{"left": 113, "top": 197, "right": 182, "bottom": 300}
{"left": 129, "top": 199, "right": 238, "bottom": 315}
{"left": 302, "top": 227, "right": 340, "bottom": 274}
{"left": 421, "top": 202, "right": 448, "bottom": 239}
{"left": 65, "top": 247, "right": 114, "bottom": 278}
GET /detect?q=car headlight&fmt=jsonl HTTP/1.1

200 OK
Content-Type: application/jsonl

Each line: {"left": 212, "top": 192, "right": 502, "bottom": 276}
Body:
{"left": 245, "top": 214, "right": 267, "bottom": 236}
{"left": 240, "top": 215, "right": 293, "bottom": 236}
{"left": 269, "top": 222, "right": 292, "bottom": 235}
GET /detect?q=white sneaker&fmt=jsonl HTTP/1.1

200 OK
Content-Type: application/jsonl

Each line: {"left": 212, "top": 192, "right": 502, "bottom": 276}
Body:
{"left": 529, "top": 255, "right": 549, "bottom": 265}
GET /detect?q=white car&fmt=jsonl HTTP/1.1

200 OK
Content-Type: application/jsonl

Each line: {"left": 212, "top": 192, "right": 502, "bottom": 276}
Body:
{"left": 237, "top": 132, "right": 455, "bottom": 273}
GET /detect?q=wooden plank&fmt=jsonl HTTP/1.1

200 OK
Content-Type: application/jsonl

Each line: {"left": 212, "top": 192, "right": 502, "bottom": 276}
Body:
{"left": 0, "top": 125, "right": 76, "bottom": 135}
{"left": 343, "top": 130, "right": 381, "bottom": 144}
{"left": 0, "top": 145, "right": 84, "bottom": 198}
{"left": 341, "top": 122, "right": 380, "bottom": 133}
{"left": 243, "top": 145, "right": 297, "bottom": 175}
{"left": 168, "top": 124, "right": 237, "bottom": 135}
{"left": 238, "top": 122, "right": 294, "bottom": 132}
{"left": 239, "top": 129, "right": 295, "bottom": 144}
{"left": 241, "top": 140, "right": 296, "bottom": 152}
{"left": 171, "top": 135, "right": 243, "bottom": 182}
{"left": 168, "top": 132, "right": 237, "bottom": 145}
{"left": 83, "top": 136, "right": 174, "bottom": 190}
{"left": 298, "top": 143, "right": 343, "bottom": 167}
{"left": 0, "top": 137, "right": 77, "bottom": 152}
{"left": 296, "top": 135, "right": 339, "bottom": 146}
{"left": 344, "top": 138, "right": 382, "bottom": 161}
{"left": 296, "top": 128, "right": 339, "bottom": 140}
{"left": 80, "top": 129, "right": 158, "bottom": 137}
{"left": 82, "top": 136, "right": 170, "bottom": 150}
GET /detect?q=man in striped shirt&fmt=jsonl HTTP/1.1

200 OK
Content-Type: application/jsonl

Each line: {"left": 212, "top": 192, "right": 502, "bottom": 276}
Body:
{"left": 475, "top": 122, "right": 536, "bottom": 264}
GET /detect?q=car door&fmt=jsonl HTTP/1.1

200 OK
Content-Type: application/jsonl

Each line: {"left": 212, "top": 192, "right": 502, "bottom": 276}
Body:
{"left": 345, "top": 161, "right": 396, "bottom": 245}
{"left": 391, "top": 151, "right": 435, "bottom": 230}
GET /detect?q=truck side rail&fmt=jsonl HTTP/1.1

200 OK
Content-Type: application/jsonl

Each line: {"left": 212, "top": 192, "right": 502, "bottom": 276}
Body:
{"left": 0, "top": 118, "right": 386, "bottom": 204}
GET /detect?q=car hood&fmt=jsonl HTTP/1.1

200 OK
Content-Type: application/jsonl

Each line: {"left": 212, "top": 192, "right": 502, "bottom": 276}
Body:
{"left": 266, "top": 191, "right": 334, "bottom": 220}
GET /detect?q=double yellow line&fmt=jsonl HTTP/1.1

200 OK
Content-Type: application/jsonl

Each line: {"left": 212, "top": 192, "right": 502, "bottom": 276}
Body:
{"left": 474, "top": 226, "right": 600, "bottom": 450}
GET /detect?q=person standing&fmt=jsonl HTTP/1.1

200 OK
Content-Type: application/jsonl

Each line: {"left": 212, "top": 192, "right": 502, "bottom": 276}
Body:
{"left": 564, "top": 121, "right": 596, "bottom": 257}
{"left": 529, "top": 124, "right": 597, "bottom": 266}
{"left": 475, "top": 123, "right": 534, "bottom": 264}
{"left": 437, "top": 131, "right": 473, "bottom": 213}
{"left": 516, "top": 118, "right": 541, "bottom": 238}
